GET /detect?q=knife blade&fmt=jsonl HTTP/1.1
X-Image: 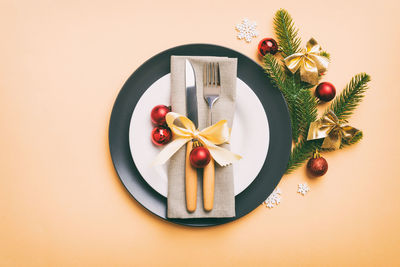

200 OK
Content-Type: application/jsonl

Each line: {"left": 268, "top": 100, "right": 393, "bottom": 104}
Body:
{"left": 185, "top": 59, "right": 198, "bottom": 213}
{"left": 185, "top": 59, "right": 198, "bottom": 128}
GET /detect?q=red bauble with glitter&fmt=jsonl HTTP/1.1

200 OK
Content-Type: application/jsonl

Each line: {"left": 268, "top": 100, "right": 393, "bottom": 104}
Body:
{"left": 315, "top": 82, "right": 336, "bottom": 102}
{"left": 189, "top": 145, "right": 211, "bottom": 168}
{"left": 151, "top": 126, "right": 172, "bottom": 146}
{"left": 150, "top": 105, "right": 170, "bottom": 125}
{"left": 258, "top": 38, "right": 279, "bottom": 56}
{"left": 307, "top": 150, "right": 328, "bottom": 176}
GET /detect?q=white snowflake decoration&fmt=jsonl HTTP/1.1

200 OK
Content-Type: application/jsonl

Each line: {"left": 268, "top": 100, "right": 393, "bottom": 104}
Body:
{"left": 263, "top": 188, "right": 281, "bottom": 208}
{"left": 297, "top": 183, "right": 310, "bottom": 196}
{"left": 235, "top": 18, "right": 259, "bottom": 43}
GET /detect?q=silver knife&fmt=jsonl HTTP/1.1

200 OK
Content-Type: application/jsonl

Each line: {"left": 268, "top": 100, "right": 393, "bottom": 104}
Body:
{"left": 185, "top": 59, "right": 198, "bottom": 213}
{"left": 185, "top": 59, "right": 198, "bottom": 128}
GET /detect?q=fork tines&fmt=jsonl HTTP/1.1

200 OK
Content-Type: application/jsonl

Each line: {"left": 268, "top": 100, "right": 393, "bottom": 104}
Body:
{"left": 204, "top": 62, "right": 220, "bottom": 87}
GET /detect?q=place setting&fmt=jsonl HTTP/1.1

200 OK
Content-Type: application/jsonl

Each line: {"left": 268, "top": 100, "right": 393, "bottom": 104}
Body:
{"left": 109, "top": 44, "right": 292, "bottom": 226}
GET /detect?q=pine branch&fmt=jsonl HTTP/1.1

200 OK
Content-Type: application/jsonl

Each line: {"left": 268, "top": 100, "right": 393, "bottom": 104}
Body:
{"left": 286, "top": 73, "right": 370, "bottom": 173}
{"left": 264, "top": 9, "right": 370, "bottom": 174}
{"left": 328, "top": 73, "right": 371, "bottom": 121}
{"left": 271, "top": 9, "right": 316, "bottom": 142}
{"left": 289, "top": 100, "right": 300, "bottom": 142}
{"left": 286, "top": 130, "right": 364, "bottom": 174}
{"left": 286, "top": 139, "right": 322, "bottom": 174}
{"left": 262, "top": 54, "right": 287, "bottom": 94}
{"left": 263, "top": 54, "right": 300, "bottom": 142}
{"left": 285, "top": 73, "right": 318, "bottom": 142}
{"left": 341, "top": 130, "right": 363, "bottom": 148}
{"left": 296, "top": 90, "right": 318, "bottom": 140}
{"left": 286, "top": 73, "right": 369, "bottom": 172}
{"left": 287, "top": 117, "right": 366, "bottom": 173}
{"left": 283, "top": 67, "right": 303, "bottom": 141}
{"left": 274, "top": 9, "right": 301, "bottom": 58}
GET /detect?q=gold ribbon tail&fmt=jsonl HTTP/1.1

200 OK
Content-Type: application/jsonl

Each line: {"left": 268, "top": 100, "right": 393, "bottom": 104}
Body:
{"left": 199, "top": 137, "right": 242, "bottom": 167}
{"left": 153, "top": 137, "right": 191, "bottom": 165}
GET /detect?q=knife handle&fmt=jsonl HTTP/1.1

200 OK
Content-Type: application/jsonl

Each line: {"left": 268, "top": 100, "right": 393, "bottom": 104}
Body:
{"left": 203, "top": 158, "right": 215, "bottom": 211}
{"left": 185, "top": 140, "right": 197, "bottom": 213}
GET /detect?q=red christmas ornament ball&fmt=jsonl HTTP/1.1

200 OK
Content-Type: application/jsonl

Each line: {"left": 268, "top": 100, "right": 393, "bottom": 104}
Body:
{"left": 151, "top": 126, "right": 172, "bottom": 146}
{"left": 258, "top": 38, "right": 279, "bottom": 56}
{"left": 189, "top": 145, "right": 211, "bottom": 168}
{"left": 315, "top": 82, "right": 336, "bottom": 102}
{"left": 151, "top": 105, "right": 170, "bottom": 125}
{"left": 307, "top": 151, "right": 328, "bottom": 176}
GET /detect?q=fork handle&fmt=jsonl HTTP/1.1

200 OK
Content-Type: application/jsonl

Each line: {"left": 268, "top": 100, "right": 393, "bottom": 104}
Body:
{"left": 203, "top": 108, "right": 215, "bottom": 211}
{"left": 207, "top": 108, "right": 212, "bottom": 126}
{"left": 203, "top": 158, "right": 215, "bottom": 211}
{"left": 185, "top": 140, "right": 197, "bottom": 213}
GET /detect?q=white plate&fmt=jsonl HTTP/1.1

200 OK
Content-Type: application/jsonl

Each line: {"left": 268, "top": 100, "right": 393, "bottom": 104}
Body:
{"left": 129, "top": 74, "right": 269, "bottom": 197}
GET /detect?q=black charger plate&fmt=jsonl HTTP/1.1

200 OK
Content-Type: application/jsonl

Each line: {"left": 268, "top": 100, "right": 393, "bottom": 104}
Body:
{"left": 109, "top": 44, "right": 291, "bottom": 227}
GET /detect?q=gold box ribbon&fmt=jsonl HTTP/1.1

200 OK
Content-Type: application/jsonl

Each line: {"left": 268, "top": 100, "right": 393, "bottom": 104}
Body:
{"left": 284, "top": 38, "right": 329, "bottom": 85}
{"left": 307, "top": 110, "right": 360, "bottom": 150}
{"left": 153, "top": 112, "right": 242, "bottom": 166}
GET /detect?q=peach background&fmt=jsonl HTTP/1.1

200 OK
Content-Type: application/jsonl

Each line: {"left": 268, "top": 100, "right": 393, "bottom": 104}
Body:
{"left": 1, "top": 0, "right": 400, "bottom": 266}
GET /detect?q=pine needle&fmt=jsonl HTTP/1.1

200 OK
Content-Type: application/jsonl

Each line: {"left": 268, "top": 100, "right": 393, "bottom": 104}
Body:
{"left": 328, "top": 73, "right": 371, "bottom": 121}
{"left": 263, "top": 53, "right": 300, "bottom": 142}
{"left": 274, "top": 9, "right": 301, "bottom": 58}
{"left": 296, "top": 90, "right": 318, "bottom": 140}
{"left": 262, "top": 54, "right": 286, "bottom": 94}
{"left": 341, "top": 130, "right": 363, "bottom": 148}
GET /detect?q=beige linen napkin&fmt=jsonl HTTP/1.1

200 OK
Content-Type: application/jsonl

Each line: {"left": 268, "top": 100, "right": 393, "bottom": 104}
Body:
{"left": 167, "top": 56, "right": 237, "bottom": 218}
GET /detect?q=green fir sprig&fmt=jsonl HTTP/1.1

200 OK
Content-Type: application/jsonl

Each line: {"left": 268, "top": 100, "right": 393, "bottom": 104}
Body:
{"left": 285, "top": 75, "right": 369, "bottom": 173}
{"left": 273, "top": 9, "right": 301, "bottom": 58}
{"left": 296, "top": 90, "right": 318, "bottom": 140}
{"left": 265, "top": 9, "right": 322, "bottom": 143}
{"left": 286, "top": 139, "right": 322, "bottom": 174}
{"left": 329, "top": 73, "right": 371, "bottom": 122}
{"left": 263, "top": 9, "right": 371, "bottom": 173}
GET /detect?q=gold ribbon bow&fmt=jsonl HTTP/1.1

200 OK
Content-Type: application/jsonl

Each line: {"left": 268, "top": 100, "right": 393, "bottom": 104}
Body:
{"left": 307, "top": 110, "right": 360, "bottom": 150}
{"left": 284, "top": 38, "right": 329, "bottom": 85}
{"left": 153, "top": 112, "right": 242, "bottom": 166}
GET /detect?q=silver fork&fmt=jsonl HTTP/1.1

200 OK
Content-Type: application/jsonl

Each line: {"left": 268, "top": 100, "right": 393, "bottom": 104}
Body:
{"left": 202, "top": 62, "right": 221, "bottom": 211}
{"left": 203, "top": 62, "right": 221, "bottom": 125}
